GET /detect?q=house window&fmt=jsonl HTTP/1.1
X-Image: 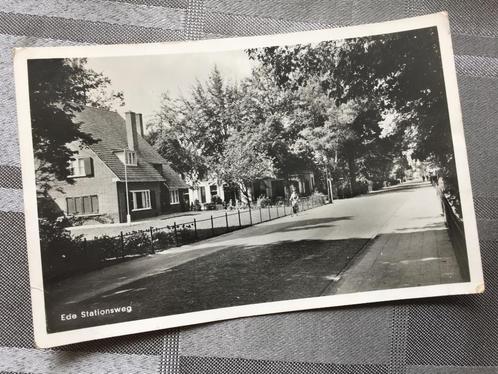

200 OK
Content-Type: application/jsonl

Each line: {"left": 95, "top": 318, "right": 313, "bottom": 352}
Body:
{"left": 210, "top": 185, "right": 221, "bottom": 203}
{"left": 125, "top": 150, "right": 137, "bottom": 166}
{"left": 170, "top": 189, "right": 179, "bottom": 204}
{"left": 66, "top": 195, "right": 99, "bottom": 215}
{"left": 131, "top": 190, "right": 151, "bottom": 211}
{"left": 210, "top": 185, "right": 218, "bottom": 197}
{"left": 68, "top": 157, "right": 93, "bottom": 177}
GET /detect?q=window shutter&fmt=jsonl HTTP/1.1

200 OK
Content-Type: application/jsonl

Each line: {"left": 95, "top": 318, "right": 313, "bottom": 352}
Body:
{"left": 66, "top": 198, "right": 76, "bottom": 214}
{"left": 84, "top": 158, "right": 94, "bottom": 177}
{"left": 91, "top": 195, "right": 99, "bottom": 214}
{"left": 75, "top": 197, "right": 83, "bottom": 215}
{"left": 83, "top": 196, "right": 91, "bottom": 214}
{"left": 150, "top": 190, "right": 156, "bottom": 209}
{"left": 129, "top": 191, "right": 134, "bottom": 211}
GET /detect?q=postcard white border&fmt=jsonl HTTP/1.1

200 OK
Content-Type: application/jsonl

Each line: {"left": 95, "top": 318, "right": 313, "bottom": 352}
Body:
{"left": 14, "top": 12, "right": 484, "bottom": 348}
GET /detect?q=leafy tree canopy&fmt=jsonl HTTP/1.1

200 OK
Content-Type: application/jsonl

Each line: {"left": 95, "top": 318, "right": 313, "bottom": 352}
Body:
{"left": 216, "top": 130, "right": 275, "bottom": 203}
{"left": 247, "top": 27, "right": 450, "bottom": 167}
{"left": 147, "top": 67, "right": 242, "bottom": 186}
{"left": 151, "top": 28, "right": 457, "bottom": 202}
{"left": 247, "top": 27, "right": 457, "bottom": 198}
{"left": 28, "top": 58, "right": 124, "bottom": 188}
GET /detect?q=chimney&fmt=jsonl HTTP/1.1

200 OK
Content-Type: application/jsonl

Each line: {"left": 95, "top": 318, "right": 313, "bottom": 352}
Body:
{"left": 125, "top": 111, "right": 138, "bottom": 151}
{"left": 135, "top": 113, "right": 144, "bottom": 137}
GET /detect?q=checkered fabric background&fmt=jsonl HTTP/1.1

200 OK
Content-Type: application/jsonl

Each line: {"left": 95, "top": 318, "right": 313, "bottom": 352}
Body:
{"left": 0, "top": 1, "right": 496, "bottom": 373}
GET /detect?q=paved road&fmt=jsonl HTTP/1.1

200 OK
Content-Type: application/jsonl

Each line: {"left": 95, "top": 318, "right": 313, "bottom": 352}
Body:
{"left": 46, "top": 181, "right": 462, "bottom": 332}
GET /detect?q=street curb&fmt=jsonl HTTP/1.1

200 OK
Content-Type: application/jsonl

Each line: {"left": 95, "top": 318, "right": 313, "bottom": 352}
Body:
{"left": 318, "top": 232, "right": 379, "bottom": 296}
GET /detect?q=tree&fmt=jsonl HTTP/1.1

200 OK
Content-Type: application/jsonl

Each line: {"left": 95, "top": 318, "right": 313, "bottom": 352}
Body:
{"left": 151, "top": 64, "right": 337, "bottom": 197}
{"left": 148, "top": 68, "right": 242, "bottom": 186}
{"left": 248, "top": 27, "right": 458, "bottom": 198}
{"left": 215, "top": 130, "right": 275, "bottom": 205}
{"left": 236, "top": 67, "right": 317, "bottom": 187}
{"left": 183, "top": 66, "right": 242, "bottom": 165}
{"left": 87, "top": 85, "right": 125, "bottom": 111}
{"left": 28, "top": 58, "right": 124, "bottom": 188}
{"left": 146, "top": 95, "right": 208, "bottom": 187}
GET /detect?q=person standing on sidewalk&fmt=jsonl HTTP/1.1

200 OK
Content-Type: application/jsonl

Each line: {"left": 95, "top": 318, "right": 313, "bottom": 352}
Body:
{"left": 290, "top": 185, "right": 300, "bottom": 216}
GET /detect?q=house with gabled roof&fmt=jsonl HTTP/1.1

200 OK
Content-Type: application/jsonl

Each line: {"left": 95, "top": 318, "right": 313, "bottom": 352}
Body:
{"left": 47, "top": 106, "right": 189, "bottom": 224}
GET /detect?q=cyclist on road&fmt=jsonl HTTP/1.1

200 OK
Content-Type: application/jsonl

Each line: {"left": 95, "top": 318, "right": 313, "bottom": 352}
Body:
{"left": 290, "top": 185, "right": 300, "bottom": 216}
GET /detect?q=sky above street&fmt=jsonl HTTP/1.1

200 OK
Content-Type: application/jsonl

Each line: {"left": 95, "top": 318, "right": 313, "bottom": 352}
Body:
{"left": 86, "top": 48, "right": 399, "bottom": 135}
{"left": 87, "top": 49, "right": 256, "bottom": 123}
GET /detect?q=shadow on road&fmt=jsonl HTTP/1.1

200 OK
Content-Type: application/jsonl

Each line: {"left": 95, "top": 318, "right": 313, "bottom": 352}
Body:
{"left": 45, "top": 237, "right": 369, "bottom": 333}
{"left": 229, "top": 216, "right": 353, "bottom": 239}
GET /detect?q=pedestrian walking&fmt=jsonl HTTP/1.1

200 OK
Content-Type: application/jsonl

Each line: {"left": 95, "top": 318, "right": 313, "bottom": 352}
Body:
{"left": 290, "top": 186, "right": 300, "bottom": 216}
{"left": 437, "top": 175, "right": 446, "bottom": 216}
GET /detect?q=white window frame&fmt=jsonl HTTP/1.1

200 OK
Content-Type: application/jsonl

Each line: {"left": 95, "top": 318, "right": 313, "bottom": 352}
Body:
{"left": 170, "top": 189, "right": 180, "bottom": 205}
{"left": 125, "top": 150, "right": 137, "bottom": 166}
{"left": 131, "top": 189, "right": 151, "bottom": 211}
{"left": 68, "top": 158, "right": 86, "bottom": 177}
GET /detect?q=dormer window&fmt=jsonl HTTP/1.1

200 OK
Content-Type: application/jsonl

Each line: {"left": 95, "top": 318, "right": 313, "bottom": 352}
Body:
{"left": 125, "top": 150, "right": 137, "bottom": 166}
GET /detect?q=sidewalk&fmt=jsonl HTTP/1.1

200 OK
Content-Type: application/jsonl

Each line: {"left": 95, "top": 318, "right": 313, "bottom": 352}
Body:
{"left": 323, "top": 183, "right": 462, "bottom": 294}
{"left": 68, "top": 203, "right": 304, "bottom": 239}
{"left": 68, "top": 210, "right": 211, "bottom": 238}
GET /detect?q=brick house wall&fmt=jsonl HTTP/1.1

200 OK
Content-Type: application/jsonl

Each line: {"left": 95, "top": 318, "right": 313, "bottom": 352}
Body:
{"left": 116, "top": 181, "right": 162, "bottom": 223}
{"left": 49, "top": 147, "right": 121, "bottom": 223}
{"left": 49, "top": 148, "right": 189, "bottom": 223}
{"left": 45, "top": 108, "right": 191, "bottom": 224}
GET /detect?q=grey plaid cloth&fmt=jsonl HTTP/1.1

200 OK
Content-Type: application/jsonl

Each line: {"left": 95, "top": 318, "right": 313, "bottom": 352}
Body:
{"left": 0, "top": 1, "right": 497, "bottom": 373}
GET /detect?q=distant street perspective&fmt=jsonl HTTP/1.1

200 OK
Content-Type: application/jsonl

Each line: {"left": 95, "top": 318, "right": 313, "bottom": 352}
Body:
{"left": 46, "top": 180, "right": 463, "bottom": 332}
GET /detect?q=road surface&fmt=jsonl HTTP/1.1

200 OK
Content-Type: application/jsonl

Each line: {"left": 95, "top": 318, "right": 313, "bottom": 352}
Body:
{"left": 46, "top": 181, "right": 463, "bottom": 332}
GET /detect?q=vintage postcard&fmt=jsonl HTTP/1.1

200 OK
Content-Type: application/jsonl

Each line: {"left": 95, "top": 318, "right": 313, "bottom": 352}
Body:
{"left": 14, "top": 12, "right": 484, "bottom": 347}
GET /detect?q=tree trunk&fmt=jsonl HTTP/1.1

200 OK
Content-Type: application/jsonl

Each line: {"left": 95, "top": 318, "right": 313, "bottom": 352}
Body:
{"left": 325, "top": 166, "right": 333, "bottom": 202}
{"left": 238, "top": 182, "right": 252, "bottom": 207}
{"left": 347, "top": 155, "right": 356, "bottom": 197}
{"left": 284, "top": 173, "right": 290, "bottom": 200}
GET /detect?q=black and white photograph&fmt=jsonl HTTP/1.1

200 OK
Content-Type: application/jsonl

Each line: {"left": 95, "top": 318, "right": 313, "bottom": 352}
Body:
{"left": 15, "top": 12, "right": 483, "bottom": 347}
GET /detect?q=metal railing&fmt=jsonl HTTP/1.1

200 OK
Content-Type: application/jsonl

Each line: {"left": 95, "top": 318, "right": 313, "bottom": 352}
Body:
{"left": 149, "top": 194, "right": 327, "bottom": 251}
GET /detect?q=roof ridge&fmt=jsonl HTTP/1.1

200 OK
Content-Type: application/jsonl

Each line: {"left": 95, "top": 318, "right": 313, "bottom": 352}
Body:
{"left": 72, "top": 106, "right": 189, "bottom": 186}
{"left": 81, "top": 104, "right": 122, "bottom": 113}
